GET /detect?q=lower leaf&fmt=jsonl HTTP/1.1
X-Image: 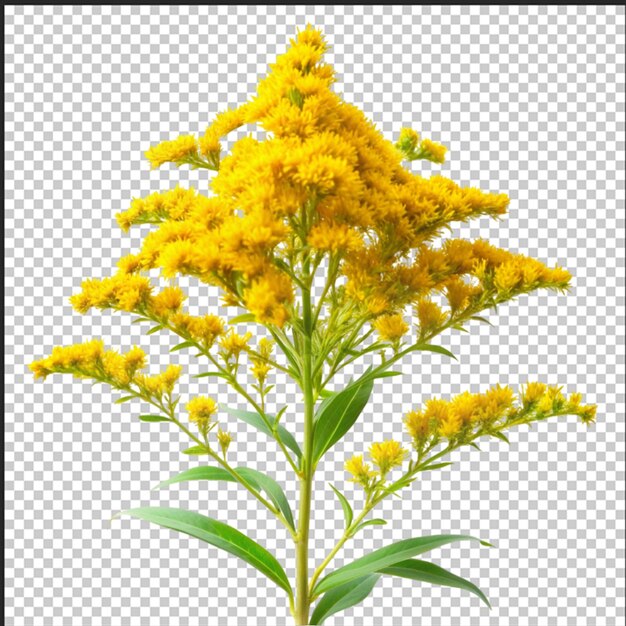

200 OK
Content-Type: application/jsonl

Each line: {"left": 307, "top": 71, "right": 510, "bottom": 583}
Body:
{"left": 310, "top": 574, "right": 380, "bottom": 625}
{"left": 378, "top": 558, "right": 491, "bottom": 608}
{"left": 116, "top": 507, "right": 292, "bottom": 596}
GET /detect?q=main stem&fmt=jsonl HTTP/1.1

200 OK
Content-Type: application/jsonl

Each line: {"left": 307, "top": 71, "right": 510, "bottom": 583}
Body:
{"left": 295, "top": 263, "right": 314, "bottom": 626}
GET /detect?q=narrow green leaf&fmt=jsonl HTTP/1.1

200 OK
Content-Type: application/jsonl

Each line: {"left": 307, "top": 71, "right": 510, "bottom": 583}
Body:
{"left": 230, "top": 313, "right": 256, "bottom": 324}
{"left": 471, "top": 316, "right": 493, "bottom": 326}
{"left": 117, "top": 507, "right": 292, "bottom": 595}
{"left": 223, "top": 406, "right": 302, "bottom": 459}
{"left": 419, "top": 461, "right": 454, "bottom": 472}
{"left": 138, "top": 414, "right": 170, "bottom": 423}
{"left": 193, "top": 371, "right": 231, "bottom": 380}
{"left": 182, "top": 445, "right": 210, "bottom": 455}
{"left": 310, "top": 574, "right": 380, "bottom": 625}
{"left": 170, "top": 341, "right": 196, "bottom": 352}
{"left": 469, "top": 442, "right": 481, "bottom": 451}
{"left": 132, "top": 317, "right": 151, "bottom": 324}
{"left": 329, "top": 484, "right": 353, "bottom": 529}
{"left": 350, "top": 519, "right": 387, "bottom": 536}
{"left": 154, "top": 466, "right": 295, "bottom": 531}
{"left": 236, "top": 467, "right": 295, "bottom": 530}
{"left": 490, "top": 431, "right": 510, "bottom": 444}
{"left": 312, "top": 375, "right": 374, "bottom": 465}
{"left": 314, "top": 534, "right": 489, "bottom": 595}
{"left": 411, "top": 343, "right": 457, "bottom": 361}
{"left": 273, "top": 406, "right": 288, "bottom": 426}
{"left": 378, "top": 558, "right": 491, "bottom": 608}
{"left": 146, "top": 325, "right": 164, "bottom": 335}
{"left": 115, "top": 395, "right": 135, "bottom": 404}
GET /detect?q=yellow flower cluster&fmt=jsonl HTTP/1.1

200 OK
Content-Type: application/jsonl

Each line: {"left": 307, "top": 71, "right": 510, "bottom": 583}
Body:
{"left": 66, "top": 25, "right": 576, "bottom": 339}
{"left": 369, "top": 440, "right": 408, "bottom": 476}
{"left": 29, "top": 341, "right": 182, "bottom": 403}
{"left": 70, "top": 274, "right": 153, "bottom": 314}
{"left": 115, "top": 186, "right": 220, "bottom": 232}
{"left": 219, "top": 330, "right": 252, "bottom": 360}
{"left": 250, "top": 337, "right": 275, "bottom": 384}
{"left": 216, "top": 428, "right": 233, "bottom": 457}
{"left": 345, "top": 440, "right": 407, "bottom": 490}
{"left": 373, "top": 314, "right": 409, "bottom": 344}
{"left": 404, "top": 383, "right": 597, "bottom": 453}
{"left": 186, "top": 396, "right": 218, "bottom": 435}
{"left": 396, "top": 127, "right": 448, "bottom": 164}
{"left": 344, "top": 455, "right": 376, "bottom": 489}
{"left": 145, "top": 135, "right": 198, "bottom": 169}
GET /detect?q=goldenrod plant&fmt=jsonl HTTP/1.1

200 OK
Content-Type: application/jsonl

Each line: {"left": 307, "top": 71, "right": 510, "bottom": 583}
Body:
{"left": 31, "top": 26, "right": 596, "bottom": 625}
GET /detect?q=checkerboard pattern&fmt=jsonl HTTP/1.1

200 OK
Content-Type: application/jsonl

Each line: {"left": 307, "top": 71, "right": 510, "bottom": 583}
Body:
{"left": 5, "top": 5, "right": 625, "bottom": 626}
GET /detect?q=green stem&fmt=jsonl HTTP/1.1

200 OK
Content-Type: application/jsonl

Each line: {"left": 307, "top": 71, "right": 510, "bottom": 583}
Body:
{"left": 295, "top": 259, "right": 315, "bottom": 626}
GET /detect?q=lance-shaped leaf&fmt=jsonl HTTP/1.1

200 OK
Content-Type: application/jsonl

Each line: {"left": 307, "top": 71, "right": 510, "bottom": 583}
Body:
{"left": 223, "top": 406, "right": 302, "bottom": 459}
{"left": 312, "top": 375, "right": 374, "bottom": 465}
{"left": 349, "top": 518, "right": 387, "bottom": 537}
{"left": 313, "top": 534, "right": 490, "bottom": 596}
{"left": 154, "top": 466, "right": 295, "bottom": 531}
{"left": 309, "top": 574, "right": 380, "bottom": 625}
{"left": 378, "top": 558, "right": 491, "bottom": 608}
{"left": 116, "top": 507, "right": 292, "bottom": 595}
{"left": 329, "top": 484, "right": 353, "bottom": 530}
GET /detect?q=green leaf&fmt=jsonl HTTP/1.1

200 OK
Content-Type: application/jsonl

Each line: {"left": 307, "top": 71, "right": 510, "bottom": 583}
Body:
{"left": 419, "top": 461, "right": 454, "bottom": 472}
{"left": 154, "top": 466, "right": 295, "bottom": 531}
{"left": 313, "top": 534, "right": 490, "bottom": 595}
{"left": 469, "top": 442, "right": 481, "bottom": 451}
{"left": 114, "top": 395, "right": 135, "bottom": 404}
{"left": 229, "top": 313, "right": 256, "bottom": 324}
{"left": 117, "top": 507, "right": 292, "bottom": 595}
{"left": 223, "top": 406, "right": 302, "bottom": 459}
{"left": 310, "top": 574, "right": 380, "bottom": 625}
{"left": 350, "top": 518, "right": 387, "bottom": 536}
{"left": 490, "top": 431, "right": 510, "bottom": 444}
{"left": 182, "top": 445, "right": 210, "bottom": 455}
{"left": 410, "top": 343, "right": 457, "bottom": 361}
{"left": 471, "top": 316, "right": 493, "bottom": 326}
{"left": 312, "top": 375, "right": 374, "bottom": 465}
{"left": 170, "top": 341, "right": 196, "bottom": 352}
{"left": 138, "top": 414, "right": 170, "bottom": 423}
{"left": 329, "top": 484, "right": 353, "bottom": 529}
{"left": 193, "top": 371, "right": 231, "bottom": 380}
{"left": 378, "top": 558, "right": 491, "bottom": 608}
{"left": 146, "top": 325, "right": 164, "bottom": 335}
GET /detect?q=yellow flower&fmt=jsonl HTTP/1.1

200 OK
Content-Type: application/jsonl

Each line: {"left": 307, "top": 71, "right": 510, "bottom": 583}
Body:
{"left": 252, "top": 362, "right": 272, "bottom": 384}
{"left": 373, "top": 314, "right": 409, "bottom": 342}
{"left": 438, "top": 414, "right": 462, "bottom": 439}
{"left": 579, "top": 404, "right": 597, "bottom": 424}
{"left": 345, "top": 454, "right": 376, "bottom": 488}
{"left": 187, "top": 396, "right": 218, "bottom": 433}
{"left": 520, "top": 382, "right": 547, "bottom": 407}
{"left": 404, "top": 409, "right": 431, "bottom": 443}
{"left": 149, "top": 286, "right": 187, "bottom": 318}
{"left": 220, "top": 330, "right": 252, "bottom": 357}
{"left": 369, "top": 440, "right": 407, "bottom": 476}
{"left": 217, "top": 428, "right": 233, "bottom": 456}
{"left": 124, "top": 346, "right": 146, "bottom": 374}
{"left": 243, "top": 270, "right": 293, "bottom": 327}
{"left": 307, "top": 222, "right": 363, "bottom": 253}
{"left": 396, "top": 127, "right": 420, "bottom": 154}
{"left": 145, "top": 135, "right": 198, "bottom": 169}
{"left": 419, "top": 139, "right": 447, "bottom": 164}
{"left": 415, "top": 298, "right": 448, "bottom": 337}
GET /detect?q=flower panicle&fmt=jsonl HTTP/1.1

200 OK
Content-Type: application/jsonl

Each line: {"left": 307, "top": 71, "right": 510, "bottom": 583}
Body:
{"left": 403, "top": 383, "right": 597, "bottom": 454}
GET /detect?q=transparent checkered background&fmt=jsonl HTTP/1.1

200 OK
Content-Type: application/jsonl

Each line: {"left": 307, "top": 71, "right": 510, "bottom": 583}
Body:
{"left": 5, "top": 5, "right": 625, "bottom": 626}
